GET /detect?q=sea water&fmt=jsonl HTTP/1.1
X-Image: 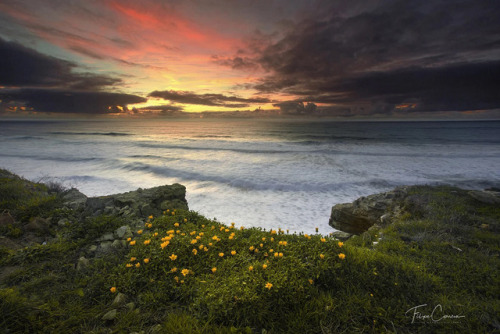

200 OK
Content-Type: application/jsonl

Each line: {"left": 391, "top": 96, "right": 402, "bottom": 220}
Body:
{"left": 1, "top": 118, "right": 500, "bottom": 234}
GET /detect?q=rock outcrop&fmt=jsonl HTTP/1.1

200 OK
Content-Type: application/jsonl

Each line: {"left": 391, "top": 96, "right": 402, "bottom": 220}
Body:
{"left": 62, "top": 184, "right": 188, "bottom": 219}
{"left": 329, "top": 185, "right": 500, "bottom": 235}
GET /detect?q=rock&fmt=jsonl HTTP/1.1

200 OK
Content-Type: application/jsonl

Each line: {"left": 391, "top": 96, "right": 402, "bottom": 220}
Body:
{"left": 100, "top": 233, "right": 114, "bottom": 242}
{"left": 125, "top": 302, "right": 135, "bottom": 311}
{"left": 330, "top": 231, "right": 353, "bottom": 241}
{"left": 76, "top": 256, "right": 90, "bottom": 271}
{"left": 111, "top": 293, "right": 127, "bottom": 307}
{"left": 89, "top": 245, "right": 98, "bottom": 252}
{"left": 329, "top": 188, "right": 408, "bottom": 234}
{"left": 0, "top": 212, "right": 15, "bottom": 227}
{"left": 101, "top": 309, "right": 117, "bottom": 321}
{"left": 468, "top": 190, "right": 500, "bottom": 205}
{"left": 62, "top": 188, "right": 87, "bottom": 210}
{"left": 100, "top": 241, "right": 113, "bottom": 253}
{"left": 111, "top": 240, "right": 122, "bottom": 249}
{"left": 25, "top": 217, "right": 50, "bottom": 234}
{"left": 115, "top": 225, "right": 132, "bottom": 239}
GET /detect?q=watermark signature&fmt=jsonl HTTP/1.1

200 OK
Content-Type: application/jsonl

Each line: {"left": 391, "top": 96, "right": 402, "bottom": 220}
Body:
{"left": 405, "top": 304, "right": 465, "bottom": 324}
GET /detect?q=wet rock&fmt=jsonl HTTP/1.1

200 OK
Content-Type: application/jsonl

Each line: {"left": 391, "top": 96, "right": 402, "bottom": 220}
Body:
{"left": 111, "top": 240, "right": 123, "bottom": 249}
{"left": 330, "top": 231, "right": 353, "bottom": 241}
{"left": 100, "top": 241, "right": 113, "bottom": 253}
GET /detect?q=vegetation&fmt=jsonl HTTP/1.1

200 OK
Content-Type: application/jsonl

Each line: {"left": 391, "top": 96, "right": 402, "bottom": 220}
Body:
{"left": 0, "top": 171, "right": 499, "bottom": 333}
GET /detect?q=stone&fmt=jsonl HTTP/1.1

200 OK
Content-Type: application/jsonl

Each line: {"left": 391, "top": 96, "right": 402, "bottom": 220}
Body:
{"left": 329, "top": 187, "right": 408, "bottom": 234}
{"left": 62, "top": 188, "right": 87, "bottom": 210}
{"left": 111, "top": 240, "right": 122, "bottom": 249}
{"left": 115, "top": 226, "right": 131, "bottom": 239}
{"left": 100, "top": 241, "right": 113, "bottom": 252}
{"left": 330, "top": 231, "right": 353, "bottom": 241}
{"left": 76, "top": 256, "right": 90, "bottom": 271}
{"left": 89, "top": 245, "right": 98, "bottom": 252}
{"left": 125, "top": 302, "right": 135, "bottom": 311}
{"left": 25, "top": 217, "right": 50, "bottom": 234}
{"left": 468, "top": 190, "right": 500, "bottom": 205}
{"left": 101, "top": 309, "right": 117, "bottom": 321}
{"left": 100, "top": 233, "right": 114, "bottom": 242}
{"left": 111, "top": 293, "right": 127, "bottom": 307}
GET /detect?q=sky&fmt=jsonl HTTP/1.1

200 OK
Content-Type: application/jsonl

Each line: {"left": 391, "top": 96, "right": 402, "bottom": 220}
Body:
{"left": 0, "top": 0, "right": 499, "bottom": 118}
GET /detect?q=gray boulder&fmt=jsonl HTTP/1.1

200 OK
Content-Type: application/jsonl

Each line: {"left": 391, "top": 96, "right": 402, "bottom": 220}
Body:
{"left": 62, "top": 188, "right": 87, "bottom": 210}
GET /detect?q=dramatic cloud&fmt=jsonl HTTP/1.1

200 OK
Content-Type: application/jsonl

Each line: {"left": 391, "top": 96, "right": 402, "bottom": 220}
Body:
{"left": 148, "top": 90, "right": 271, "bottom": 108}
{"left": 0, "top": 89, "right": 146, "bottom": 114}
{"left": 273, "top": 101, "right": 317, "bottom": 115}
{"left": 237, "top": 0, "right": 500, "bottom": 114}
{"left": 0, "top": 37, "right": 121, "bottom": 90}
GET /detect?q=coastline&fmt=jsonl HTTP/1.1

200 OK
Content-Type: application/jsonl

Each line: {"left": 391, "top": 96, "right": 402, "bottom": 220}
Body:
{"left": 1, "top": 169, "right": 499, "bottom": 333}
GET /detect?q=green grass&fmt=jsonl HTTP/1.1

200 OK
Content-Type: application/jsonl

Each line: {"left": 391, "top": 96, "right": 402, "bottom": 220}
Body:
{"left": 1, "top": 176, "right": 499, "bottom": 333}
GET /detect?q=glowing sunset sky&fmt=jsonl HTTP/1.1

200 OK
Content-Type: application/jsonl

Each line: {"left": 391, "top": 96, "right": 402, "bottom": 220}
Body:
{"left": 0, "top": 0, "right": 499, "bottom": 117}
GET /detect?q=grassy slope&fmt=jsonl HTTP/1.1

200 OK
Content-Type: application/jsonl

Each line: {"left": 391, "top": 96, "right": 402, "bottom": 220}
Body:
{"left": 0, "top": 171, "right": 499, "bottom": 333}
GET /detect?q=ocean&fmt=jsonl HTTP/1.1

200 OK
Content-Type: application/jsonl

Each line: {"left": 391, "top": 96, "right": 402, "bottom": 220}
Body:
{"left": 1, "top": 118, "right": 500, "bottom": 234}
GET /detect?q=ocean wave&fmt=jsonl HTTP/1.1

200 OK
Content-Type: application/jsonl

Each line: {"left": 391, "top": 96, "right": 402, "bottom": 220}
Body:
{"left": 49, "top": 131, "right": 132, "bottom": 136}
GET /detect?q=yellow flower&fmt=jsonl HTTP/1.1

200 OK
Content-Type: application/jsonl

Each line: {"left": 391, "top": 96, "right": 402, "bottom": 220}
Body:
{"left": 270, "top": 237, "right": 274, "bottom": 242}
{"left": 212, "top": 235, "right": 219, "bottom": 241}
{"left": 240, "top": 226, "right": 244, "bottom": 230}
{"left": 249, "top": 246, "right": 255, "bottom": 251}
{"left": 270, "top": 230, "right": 277, "bottom": 235}
{"left": 129, "top": 240, "right": 136, "bottom": 246}
{"left": 255, "top": 248, "right": 259, "bottom": 253}
{"left": 286, "top": 229, "right": 289, "bottom": 234}
{"left": 315, "top": 227, "right": 319, "bottom": 233}
{"left": 171, "top": 212, "right": 175, "bottom": 216}
{"left": 338, "top": 253, "right": 346, "bottom": 260}
{"left": 204, "top": 247, "right": 208, "bottom": 252}
{"left": 228, "top": 235, "right": 234, "bottom": 240}
{"left": 279, "top": 252, "right": 283, "bottom": 258}
{"left": 144, "top": 239, "right": 151, "bottom": 245}
{"left": 308, "top": 279, "right": 314, "bottom": 284}
{"left": 282, "top": 241, "right": 287, "bottom": 246}
{"left": 135, "top": 262, "right": 140, "bottom": 268}
{"left": 191, "top": 239, "right": 198, "bottom": 244}
{"left": 147, "top": 223, "right": 152, "bottom": 228}
{"left": 148, "top": 215, "right": 153, "bottom": 219}
{"left": 320, "top": 254, "right": 325, "bottom": 259}
{"left": 174, "top": 223, "right": 179, "bottom": 227}
{"left": 231, "top": 250, "right": 236, "bottom": 255}
{"left": 304, "top": 234, "right": 311, "bottom": 239}
{"left": 181, "top": 269, "right": 189, "bottom": 276}
{"left": 269, "top": 249, "right": 274, "bottom": 253}
{"left": 209, "top": 242, "right": 213, "bottom": 246}
{"left": 161, "top": 241, "right": 170, "bottom": 249}
{"left": 219, "top": 252, "right": 224, "bottom": 257}
{"left": 211, "top": 226, "right": 215, "bottom": 230}
{"left": 176, "top": 230, "right": 180, "bottom": 234}
{"left": 320, "top": 238, "right": 326, "bottom": 243}
{"left": 143, "top": 258, "right": 150, "bottom": 264}
{"left": 262, "top": 237, "right": 266, "bottom": 241}
{"left": 174, "top": 276, "right": 179, "bottom": 282}
{"left": 338, "top": 241, "right": 344, "bottom": 248}
{"left": 265, "top": 282, "right": 273, "bottom": 290}
{"left": 211, "top": 267, "right": 217, "bottom": 273}
{"left": 169, "top": 254, "right": 178, "bottom": 261}
{"left": 137, "top": 230, "right": 143, "bottom": 234}
{"left": 370, "top": 293, "right": 374, "bottom": 297}
{"left": 190, "top": 231, "right": 196, "bottom": 236}
{"left": 153, "top": 232, "right": 158, "bottom": 237}
{"left": 220, "top": 227, "right": 224, "bottom": 231}
{"left": 166, "top": 209, "right": 170, "bottom": 212}
{"left": 130, "top": 257, "right": 136, "bottom": 262}
{"left": 231, "top": 222, "right": 235, "bottom": 226}
{"left": 199, "top": 244, "right": 204, "bottom": 250}
{"left": 184, "top": 218, "right": 187, "bottom": 222}
{"left": 199, "top": 232, "right": 204, "bottom": 236}
{"left": 260, "top": 243, "right": 264, "bottom": 248}
{"left": 249, "top": 266, "right": 253, "bottom": 271}
{"left": 225, "top": 228, "right": 230, "bottom": 232}
{"left": 171, "top": 267, "right": 177, "bottom": 272}
{"left": 180, "top": 280, "right": 184, "bottom": 284}
{"left": 192, "top": 249, "right": 198, "bottom": 255}
{"left": 274, "top": 252, "right": 279, "bottom": 258}
{"left": 167, "top": 230, "right": 175, "bottom": 235}
{"left": 262, "top": 264, "right": 267, "bottom": 269}
{"left": 201, "top": 225, "right": 205, "bottom": 228}
{"left": 126, "top": 237, "right": 131, "bottom": 242}
{"left": 110, "top": 287, "right": 117, "bottom": 293}
{"left": 181, "top": 233, "right": 186, "bottom": 236}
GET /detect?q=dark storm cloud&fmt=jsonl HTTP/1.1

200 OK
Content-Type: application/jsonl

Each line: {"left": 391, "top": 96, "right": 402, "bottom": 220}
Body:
{"left": 148, "top": 90, "right": 271, "bottom": 107}
{"left": 242, "top": 0, "right": 500, "bottom": 113}
{"left": 0, "top": 37, "right": 121, "bottom": 89}
{"left": 0, "top": 89, "right": 146, "bottom": 114}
